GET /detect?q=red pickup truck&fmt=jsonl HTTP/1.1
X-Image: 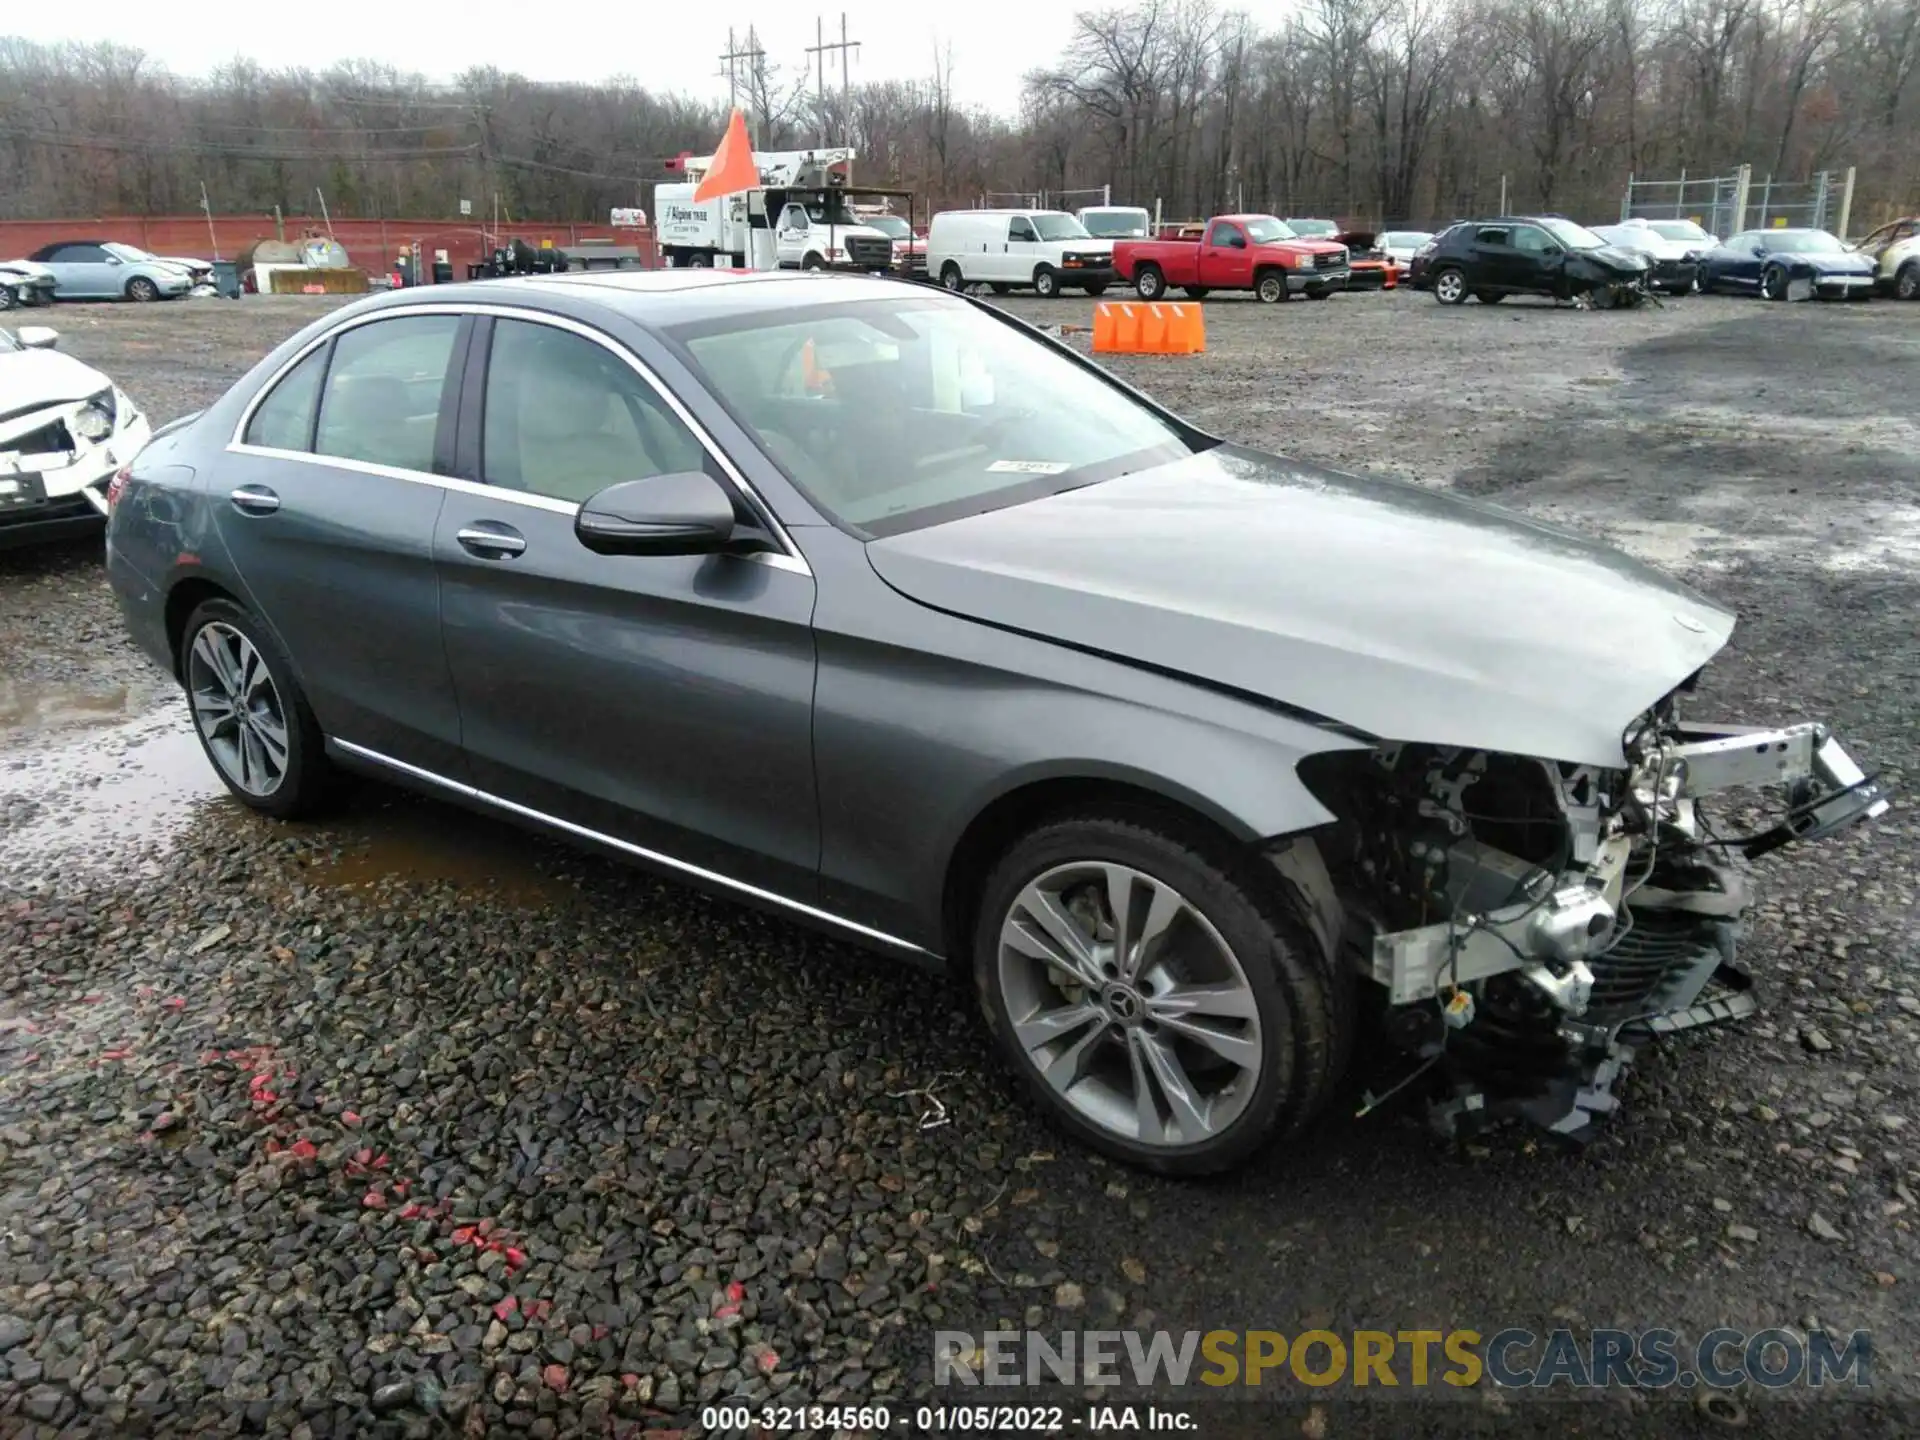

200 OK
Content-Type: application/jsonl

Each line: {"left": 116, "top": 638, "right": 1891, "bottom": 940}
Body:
{"left": 1113, "top": 215, "right": 1351, "bottom": 303}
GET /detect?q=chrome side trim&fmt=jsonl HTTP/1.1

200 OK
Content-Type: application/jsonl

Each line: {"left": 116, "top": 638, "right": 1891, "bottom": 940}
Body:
{"left": 329, "top": 738, "right": 932, "bottom": 956}
{"left": 226, "top": 301, "right": 812, "bottom": 576}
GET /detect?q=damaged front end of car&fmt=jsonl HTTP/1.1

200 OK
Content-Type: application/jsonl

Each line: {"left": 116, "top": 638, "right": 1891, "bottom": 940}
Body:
{"left": 1299, "top": 683, "right": 1890, "bottom": 1145}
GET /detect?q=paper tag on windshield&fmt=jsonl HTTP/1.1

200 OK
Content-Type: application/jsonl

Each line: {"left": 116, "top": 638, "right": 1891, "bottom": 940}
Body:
{"left": 987, "top": 460, "right": 1071, "bottom": 475}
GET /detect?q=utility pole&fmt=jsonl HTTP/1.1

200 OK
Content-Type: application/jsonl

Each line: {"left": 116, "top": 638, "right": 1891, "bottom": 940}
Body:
{"left": 804, "top": 12, "right": 861, "bottom": 147}
{"left": 718, "top": 27, "right": 767, "bottom": 141}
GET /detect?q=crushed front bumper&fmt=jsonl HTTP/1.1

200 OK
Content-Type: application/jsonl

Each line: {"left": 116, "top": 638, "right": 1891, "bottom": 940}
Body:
{"left": 1371, "top": 721, "right": 1888, "bottom": 1143}
{"left": 0, "top": 406, "right": 151, "bottom": 548}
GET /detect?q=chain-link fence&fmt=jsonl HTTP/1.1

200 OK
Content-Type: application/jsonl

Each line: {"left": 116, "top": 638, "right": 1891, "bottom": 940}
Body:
{"left": 1621, "top": 166, "right": 1856, "bottom": 239}
{"left": 1621, "top": 171, "right": 1743, "bottom": 238}
{"left": 1746, "top": 171, "right": 1838, "bottom": 232}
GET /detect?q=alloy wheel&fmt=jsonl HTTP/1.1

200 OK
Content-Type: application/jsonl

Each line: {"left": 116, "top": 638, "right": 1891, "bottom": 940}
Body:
{"left": 1434, "top": 269, "right": 1465, "bottom": 304}
{"left": 996, "top": 861, "right": 1264, "bottom": 1150}
{"left": 188, "top": 621, "right": 290, "bottom": 797}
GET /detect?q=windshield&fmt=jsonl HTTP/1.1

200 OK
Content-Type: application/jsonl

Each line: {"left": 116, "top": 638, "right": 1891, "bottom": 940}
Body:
{"left": 1079, "top": 208, "right": 1151, "bottom": 238}
{"left": 864, "top": 215, "right": 912, "bottom": 240}
{"left": 1031, "top": 213, "right": 1091, "bottom": 242}
{"left": 1243, "top": 217, "right": 1297, "bottom": 243}
{"left": 104, "top": 243, "right": 157, "bottom": 263}
{"left": 1286, "top": 219, "right": 1338, "bottom": 237}
{"left": 801, "top": 200, "right": 862, "bottom": 227}
{"left": 1380, "top": 231, "right": 1432, "bottom": 249}
{"left": 672, "top": 296, "right": 1201, "bottom": 533}
{"left": 1540, "top": 218, "right": 1606, "bottom": 250}
{"left": 1761, "top": 230, "right": 1844, "bottom": 254}
{"left": 1647, "top": 220, "right": 1712, "bottom": 243}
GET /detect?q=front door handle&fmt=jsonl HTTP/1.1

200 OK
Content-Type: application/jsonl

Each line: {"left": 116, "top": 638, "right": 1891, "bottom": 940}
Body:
{"left": 229, "top": 484, "right": 279, "bottom": 515}
{"left": 456, "top": 522, "right": 527, "bottom": 559}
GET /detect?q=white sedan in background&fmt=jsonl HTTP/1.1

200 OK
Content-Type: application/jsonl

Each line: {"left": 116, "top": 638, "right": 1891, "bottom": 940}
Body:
{"left": 0, "top": 325, "right": 151, "bottom": 547}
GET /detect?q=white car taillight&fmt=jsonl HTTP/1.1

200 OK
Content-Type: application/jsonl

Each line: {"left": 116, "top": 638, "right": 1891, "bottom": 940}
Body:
{"left": 107, "top": 464, "right": 131, "bottom": 512}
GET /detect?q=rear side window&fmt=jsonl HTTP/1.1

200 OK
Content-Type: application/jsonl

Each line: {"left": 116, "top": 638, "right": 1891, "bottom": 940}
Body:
{"left": 245, "top": 345, "right": 329, "bottom": 451}
{"left": 1476, "top": 227, "right": 1510, "bottom": 246}
{"left": 313, "top": 316, "right": 461, "bottom": 473}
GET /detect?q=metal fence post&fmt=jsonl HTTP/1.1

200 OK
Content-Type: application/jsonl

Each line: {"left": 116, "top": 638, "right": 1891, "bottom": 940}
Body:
{"left": 1621, "top": 173, "right": 1633, "bottom": 222}
{"left": 1732, "top": 165, "right": 1751, "bottom": 233}
{"left": 1836, "top": 167, "right": 1856, "bottom": 239}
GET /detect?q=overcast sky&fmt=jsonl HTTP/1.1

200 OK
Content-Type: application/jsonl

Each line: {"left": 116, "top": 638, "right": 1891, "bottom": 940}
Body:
{"left": 8, "top": 5, "right": 1100, "bottom": 118}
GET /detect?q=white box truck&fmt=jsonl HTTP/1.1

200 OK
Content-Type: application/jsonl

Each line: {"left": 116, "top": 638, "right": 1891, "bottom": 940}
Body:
{"left": 654, "top": 147, "right": 897, "bottom": 273}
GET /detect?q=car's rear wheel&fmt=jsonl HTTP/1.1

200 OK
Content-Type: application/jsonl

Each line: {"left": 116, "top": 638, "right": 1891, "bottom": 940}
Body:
{"left": 1896, "top": 263, "right": 1920, "bottom": 301}
{"left": 1432, "top": 266, "right": 1468, "bottom": 304}
{"left": 973, "top": 813, "right": 1340, "bottom": 1175}
{"left": 1760, "top": 264, "right": 1789, "bottom": 301}
{"left": 1184, "top": 286, "right": 1209, "bottom": 300}
{"left": 126, "top": 276, "right": 160, "bottom": 302}
{"left": 1134, "top": 265, "right": 1166, "bottom": 300}
{"left": 1255, "top": 272, "right": 1286, "bottom": 304}
{"left": 940, "top": 263, "right": 965, "bottom": 291}
{"left": 182, "top": 598, "right": 331, "bottom": 819}
{"left": 1033, "top": 266, "right": 1061, "bottom": 298}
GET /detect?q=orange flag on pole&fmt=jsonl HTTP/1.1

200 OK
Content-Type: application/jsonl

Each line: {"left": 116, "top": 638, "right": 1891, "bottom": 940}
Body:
{"left": 692, "top": 110, "right": 758, "bottom": 204}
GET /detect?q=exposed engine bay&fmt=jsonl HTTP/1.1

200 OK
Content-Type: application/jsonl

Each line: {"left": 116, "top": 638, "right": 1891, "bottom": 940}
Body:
{"left": 1298, "top": 681, "right": 1891, "bottom": 1144}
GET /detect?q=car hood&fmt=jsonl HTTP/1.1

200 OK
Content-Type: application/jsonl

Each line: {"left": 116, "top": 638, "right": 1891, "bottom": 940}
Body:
{"left": 1, "top": 260, "right": 55, "bottom": 280}
{"left": 1795, "top": 251, "right": 1875, "bottom": 275}
{"left": 865, "top": 446, "right": 1735, "bottom": 768}
{"left": 1586, "top": 244, "right": 1651, "bottom": 272}
{"left": 0, "top": 349, "right": 111, "bottom": 424}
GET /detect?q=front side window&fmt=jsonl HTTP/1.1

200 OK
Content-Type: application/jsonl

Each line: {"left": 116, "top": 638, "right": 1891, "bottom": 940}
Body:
{"left": 673, "top": 295, "right": 1204, "bottom": 533}
{"left": 313, "top": 315, "right": 461, "bottom": 473}
{"left": 245, "top": 344, "right": 329, "bottom": 451}
{"left": 1476, "top": 227, "right": 1511, "bottom": 247}
{"left": 105, "top": 243, "right": 155, "bottom": 263}
{"left": 482, "top": 319, "right": 706, "bottom": 505}
{"left": 1008, "top": 217, "right": 1038, "bottom": 243}
{"left": 1212, "top": 222, "right": 1246, "bottom": 249}
{"left": 1512, "top": 226, "right": 1554, "bottom": 254}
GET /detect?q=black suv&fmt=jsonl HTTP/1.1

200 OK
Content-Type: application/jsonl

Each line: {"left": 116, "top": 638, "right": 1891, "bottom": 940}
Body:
{"left": 1414, "top": 216, "right": 1651, "bottom": 307}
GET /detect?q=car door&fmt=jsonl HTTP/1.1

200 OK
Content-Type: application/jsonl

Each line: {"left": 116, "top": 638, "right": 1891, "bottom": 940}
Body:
{"left": 1002, "top": 215, "right": 1038, "bottom": 284}
{"left": 1202, "top": 221, "right": 1253, "bottom": 289}
{"left": 433, "top": 313, "right": 821, "bottom": 900}
{"left": 1507, "top": 224, "right": 1564, "bottom": 294}
{"left": 776, "top": 204, "right": 810, "bottom": 267}
{"left": 45, "top": 243, "right": 118, "bottom": 299}
{"left": 219, "top": 310, "right": 468, "bottom": 776}
{"left": 1714, "top": 234, "right": 1765, "bottom": 290}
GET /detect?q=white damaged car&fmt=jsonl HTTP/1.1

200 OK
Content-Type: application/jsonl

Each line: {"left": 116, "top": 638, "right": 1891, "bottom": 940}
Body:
{"left": 1, "top": 325, "right": 151, "bottom": 547}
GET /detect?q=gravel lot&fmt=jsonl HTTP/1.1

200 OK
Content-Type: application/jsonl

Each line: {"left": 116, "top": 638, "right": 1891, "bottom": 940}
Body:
{"left": 2, "top": 288, "right": 1917, "bottom": 1438}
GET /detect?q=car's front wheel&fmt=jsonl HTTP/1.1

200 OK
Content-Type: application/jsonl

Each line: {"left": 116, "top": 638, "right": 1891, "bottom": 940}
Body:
{"left": 1760, "top": 264, "right": 1789, "bottom": 301}
{"left": 1255, "top": 272, "right": 1286, "bottom": 304}
{"left": 1033, "top": 266, "right": 1061, "bottom": 298}
{"left": 126, "top": 275, "right": 161, "bottom": 302}
{"left": 181, "top": 598, "right": 332, "bottom": 819}
{"left": 1896, "top": 263, "right": 1920, "bottom": 301}
{"left": 0, "top": 285, "right": 15, "bottom": 312}
{"left": 1432, "top": 266, "right": 1468, "bottom": 304}
{"left": 973, "top": 813, "right": 1339, "bottom": 1175}
{"left": 940, "top": 263, "right": 965, "bottom": 291}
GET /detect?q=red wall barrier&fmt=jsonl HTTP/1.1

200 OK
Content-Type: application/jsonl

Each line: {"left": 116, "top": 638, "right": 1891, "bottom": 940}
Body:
{"left": 0, "top": 216, "right": 660, "bottom": 279}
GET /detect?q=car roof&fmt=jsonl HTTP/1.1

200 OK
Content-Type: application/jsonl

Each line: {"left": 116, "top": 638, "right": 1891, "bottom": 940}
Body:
{"left": 358, "top": 269, "right": 959, "bottom": 330}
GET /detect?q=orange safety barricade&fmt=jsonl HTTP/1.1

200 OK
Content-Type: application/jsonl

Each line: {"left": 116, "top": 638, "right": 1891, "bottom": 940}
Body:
{"left": 1094, "top": 301, "right": 1204, "bottom": 355}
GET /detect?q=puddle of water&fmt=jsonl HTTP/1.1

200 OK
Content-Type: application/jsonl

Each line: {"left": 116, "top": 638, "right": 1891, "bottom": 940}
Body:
{"left": 0, "top": 676, "right": 134, "bottom": 731}
{"left": 294, "top": 795, "right": 579, "bottom": 910}
{"left": 0, "top": 710, "right": 232, "bottom": 869}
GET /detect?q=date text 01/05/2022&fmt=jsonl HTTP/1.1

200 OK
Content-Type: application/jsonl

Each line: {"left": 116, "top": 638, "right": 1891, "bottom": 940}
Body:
{"left": 699, "top": 1404, "right": 1196, "bottom": 1432}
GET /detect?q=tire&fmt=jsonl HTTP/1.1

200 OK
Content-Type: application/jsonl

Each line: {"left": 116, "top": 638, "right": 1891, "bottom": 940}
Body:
{"left": 0, "top": 286, "right": 15, "bottom": 312}
{"left": 972, "top": 812, "right": 1343, "bottom": 1176}
{"left": 1475, "top": 290, "right": 1504, "bottom": 305}
{"left": 1896, "top": 263, "right": 1920, "bottom": 301}
{"left": 940, "top": 263, "right": 965, "bottom": 292}
{"left": 1759, "top": 264, "right": 1788, "bottom": 301}
{"left": 126, "top": 275, "right": 161, "bottom": 302}
{"left": 686, "top": 252, "right": 712, "bottom": 269}
{"left": 1255, "top": 271, "right": 1286, "bottom": 305}
{"left": 1134, "top": 265, "right": 1166, "bottom": 301}
{"left": 1082, "top": 282, "right": 1108, "bottom": 297}
{"left": 1184, "top": 286, "right": 1209, "bottom": 300}
{"left": 180, "top": 598, "right": 332, "bottom": 820}
{"left": 1032, "top": 266, "right": 1061, "bottom": 299}
{"left": 801, "top": 253, "right": 826, "bottom": 271}
{"left": 1432, "top": 266, "right": 1468, "bottom": 305}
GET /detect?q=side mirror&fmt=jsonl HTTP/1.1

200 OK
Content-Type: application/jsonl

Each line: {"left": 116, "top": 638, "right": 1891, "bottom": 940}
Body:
{"left": 576, "top": 472, "right": 738, "bottom": 557}
{"left": 17, "top": 326, "right": 59, "bottom": 350}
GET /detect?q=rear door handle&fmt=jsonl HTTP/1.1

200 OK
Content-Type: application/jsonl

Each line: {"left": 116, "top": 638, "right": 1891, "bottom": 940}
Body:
{"left": 229, "top": 484, "right": 279, "bottom": 515}
{"left": 456, "top": 522, "right": 527, "bottom": 559}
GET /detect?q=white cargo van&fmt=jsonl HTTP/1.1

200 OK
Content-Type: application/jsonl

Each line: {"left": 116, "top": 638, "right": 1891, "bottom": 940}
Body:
{"left": 1076, "top": 205, "right": 1152, "bottom": 240}
{"left": 927, "top": 210, "right": 1115, "bottom": 297}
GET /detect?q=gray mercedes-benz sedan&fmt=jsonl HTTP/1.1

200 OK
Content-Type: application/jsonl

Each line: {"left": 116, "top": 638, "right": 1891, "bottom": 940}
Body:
{"left": 105, "top": 271, "right": 1889, "bottom": 1174}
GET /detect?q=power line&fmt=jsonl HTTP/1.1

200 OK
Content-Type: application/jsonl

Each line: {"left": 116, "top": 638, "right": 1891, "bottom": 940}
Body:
{"left": 0, "top": 124, "right": 479, "bottom": 162}
{"left": 804, "top": 12, "right": 861, "bottom": 147}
